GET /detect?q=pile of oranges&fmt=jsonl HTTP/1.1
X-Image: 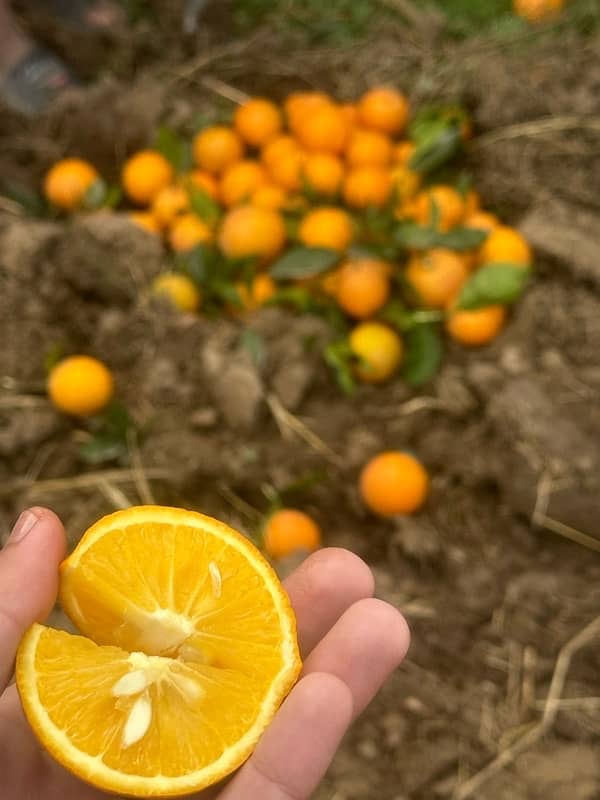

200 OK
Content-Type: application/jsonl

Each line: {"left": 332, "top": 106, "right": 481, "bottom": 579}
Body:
{"left": 43, "top": 85, "right": 533, "bottom": 389}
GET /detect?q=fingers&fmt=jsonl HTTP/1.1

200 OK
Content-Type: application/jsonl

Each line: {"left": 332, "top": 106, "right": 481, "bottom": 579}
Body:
{"left": 0, "top": 508, "right": 66, "bottom": 691}
{"left": 283, "top": 548, "right": 374, "bottom": 657}
{"left": 219, "top": 672, "right": 353, "bottom": 800}
{"left": 302, "top": 597, "right": 410, "bottom": 720}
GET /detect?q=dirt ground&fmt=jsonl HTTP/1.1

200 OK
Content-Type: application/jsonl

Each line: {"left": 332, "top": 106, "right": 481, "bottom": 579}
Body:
{"left": 1, "top": 4, "right": 600, "bottom": 799}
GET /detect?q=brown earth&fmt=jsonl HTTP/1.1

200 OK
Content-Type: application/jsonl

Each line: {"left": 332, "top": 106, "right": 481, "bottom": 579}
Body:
{"left": 1, "top": 6, "right": 599, "bottom": 799}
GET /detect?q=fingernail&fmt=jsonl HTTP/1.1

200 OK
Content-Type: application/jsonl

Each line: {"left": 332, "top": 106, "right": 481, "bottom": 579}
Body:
{"left": 9, "top": 510, "right": 41, "bottom": 544}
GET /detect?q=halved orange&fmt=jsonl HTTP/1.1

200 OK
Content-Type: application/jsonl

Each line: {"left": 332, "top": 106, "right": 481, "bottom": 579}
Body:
{"left": 17, "top": 506, "right": 301, "bottom": 797}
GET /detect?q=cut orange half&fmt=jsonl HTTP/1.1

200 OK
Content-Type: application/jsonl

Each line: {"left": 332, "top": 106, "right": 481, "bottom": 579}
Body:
{"left": 17, "top": 506, "right": 301, "bottom": 797}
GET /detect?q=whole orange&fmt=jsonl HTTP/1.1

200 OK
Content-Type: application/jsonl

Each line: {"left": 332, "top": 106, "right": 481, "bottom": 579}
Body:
{"left": 406, "top": 249, "right": 469, "bottom": 308}
{"left": 44, "top": 158, "right": 100, "bottom": 211}
{"left": 360, "top": 451, "right": 429, "bottom": 516}
{"left": 390, "top": 165, "right": 421, "bottom": 202}
{"left": 303, "top": 153, "right": 344, "bottom": 196}
{"left": 296, "top": 104, "right": 349, "bottom": 154}
{"left": 267, "top": 148, "right": 305, "bottom": 192}
{"left": 122, "top": 150, "right": 174, "bottom": 206}
{"left": 152, "top": 273, "right": 201, "bottom": 312}
{"left": 168, "top": 214, "right": 213, "bottom": 252}
{"left": 234, "top": 97, "right": 282, "bottom": 147}
{"left": 193, "top": 126, "right": 244, "bottom": 174}
{"left": 343, "top": 166, "right": 392, "bottom": 209}
{"left": 250, "top": 183, "right": 288, "bottom": 210}
{"left": 261, "top": 135, "right": 300, "bottom": 169}
{"left": 464, "top": 210, "right": 500, "bottom": 233}
{"left": 349, "top": 322, "right": 403, "bottom": 383}
{"left": 185, "top": 170, "right": 220, "bottom": 200}
{"left": 220, "top": 160, "right": 267, "bottom": 207}
{"left": 358, "top": 87, "right": 409, "bottom": 135}
{"left": 263, "top": 509, "right": 322, "bottom": 559}
{"left": 479, "top": 225, "right": 532, "bottom": 266}
{"left": 336, "top": 259, "right": 391, "bottom": 319}
{"left": 151, "top": 185, "right": 190, "bottom": 228}
{"left": 298, "top": 207, "right": 354, "bottom": 251}
{"left": 346, "top": 129, "right": 393, "bottom": 168}
{"left": 48, "top": 355, "right": 114, "bottom": 417}
{"left": 446, "top": 305, "right": 506, "bottom": 346}
{"left": 412, "top": 185, "right": 465, "bottom": 231}
{"left": 285, "top": 91, "right": 331, "bottom": 135}
{"left": 219, "top": 205, "right": 286, "bottom": 261}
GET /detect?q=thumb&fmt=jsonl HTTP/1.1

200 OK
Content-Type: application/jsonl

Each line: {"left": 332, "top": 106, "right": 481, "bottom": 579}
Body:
{"left": 0, "top": 507, "right": 66, "bottom": 692}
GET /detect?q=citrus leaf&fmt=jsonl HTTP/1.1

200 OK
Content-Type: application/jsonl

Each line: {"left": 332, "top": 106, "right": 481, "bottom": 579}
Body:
{"left": 83, "top": 179, "right": 108, "bottom": 210}
{"left": 435, "top": 227, "right": 487, "bottom": 250}
{"left": 175, "top": 244, "right": 217, "bottom": 286}
{"left": 457, "top": 263, "right": 532, "bottom": 309}
{"left": 402, "top": 323, "right": 443, "bottom": 387}
{"left": 409, "top": 123, "right": 461, "bottom": 175}
{"left": 154, "top": 126, "right": 193, "bottom": 171}
{"left": 188, "top": 186, "right": 221, "bottom": 226}
{"left": 270, "top": 247, "right": 340, "bottom": 280}
{"left": 323, "top": 340, "right": 356, "bottom": 395}
{"left": 393, "top": 222, "right": 439, "bottom": 250}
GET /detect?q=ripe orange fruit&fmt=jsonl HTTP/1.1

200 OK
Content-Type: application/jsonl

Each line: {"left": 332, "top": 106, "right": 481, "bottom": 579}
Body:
{"left": 298, "top": 206, "right": 354, "bottom": 251}
{"left": 390, "top": 165, "right": 421, "bottom": 201}
{"left": 348, "top": 322, "right": 403, "bottom": 383}
{"left": 513, "top": 0, "right": 564, "bottom": 21}
{"left": 220, "top": 160, "right": 267, "bottom": 207}
{"left": 393, "top": 140, "right": 416, "bottom": 165}
{"left": 360, "top": 451, "right": 429, "bottom": 516}
{"left": 267, "top": 148, "right": 305, "bottom": 192}
{"left": 336, "top": 259, "right": 391, "bottom": 319}
{"left": 479, "top": 225, "right": 532, "bottom": 266}
{"left": 48, "top": 355, "right": 114, "bottom": 416}
{"left": 152, "top": 273, "right": 201, "bottom": 312}
{"left": 347, "top": 129, "right": 393, "bottom": 168}
{"left": 122, "top": 150, "right": 174, "bottom": 206}
{"left": 412, "top": 185, "right": 465, "bottom": 231}
{"left": 219, "top": 205, "right": 286, "bottom": 261}
{"left": 358, "top": 87, "right": 409, "bottom": 135}
{"left": 464, "top": 210, "right": 500, "bottom": 233}
{"left": 193, "top": 126, "right": 245, "bottom": 174}
{"left": 285, "top": 91, "right": 331, "bottom": 134}
{"left": 17, "top": 506, "right": 301, "bottom": 796}
{"left": 185, "top": 170, "right": 220, "bottom": 200}
{"left": 263, "top": 509, "right": 321, "bottom": 559}
{"left": 127, "top": 211, "right": 162, "bottom": 235}
{"left": 295, "top": 104, "right": 349, "bottom": 154}
{"left": 303, "top": 153, "right": 344, "bottom": 196}
{"left": 406, "top": 249, "right": 469, "bottom": 308}
{"left": 235, "top": 274, "right": 277, "bottom": 311}
{"left": 261, "top": 135, "right": 300, "bottom": 169}
{"left": 168, "top": 214, "right": 213, "bottom": 252}
{"left": 463, "top": 189, "right": 480, "bottom": 216}
{"left": 250, "top": 183, "right": 288, "bottom": 210}
{"left": 343, "top": 166, "right": 392, "bottom": 209}
{"left": 446, "top": 304, "right": 506, "bottom": 346}
{"left": 339, "top": 102, "right": 359, "bottom": 128}
{"left": 234, "top": 97, "right": 282, "bottom": 147}
{"left": 151, "top": 185, "right": 190, "bottom": 229}
{"left": 44, "top": 158, "right": 100, "bottom": 210}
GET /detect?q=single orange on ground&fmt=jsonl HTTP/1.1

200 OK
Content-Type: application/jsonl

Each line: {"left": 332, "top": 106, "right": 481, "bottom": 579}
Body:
{"left": 17, "top": 506, "right": 301, "bottom": 797}
{"left": 48, "top": 355, "right": 114, "bottom": 416}
{"left": 347, "top": 128, "right": 393, "bottom": 168}
{"left": 406, "top": 248, "right": 469, "bottom": 309}
{"left": 44, "top": 158, "right": 100, "bottom": 211}
{"left": 185, "top": 170, "right": 220, "bottom": 201}
{"left": 348, "top": 322, "right": 403, "bottom": 383}
{"left": 446, "top": 304, "right": 507, "bottom": 346}
{"left": 479, "top": 225, "right": 532, "bottom": 266}
{"left": 168, "top": 214, "right": 213, "bottom": 252}
{"left": 464, "top": 210, "right": 500, "bottom": 234}
{"left": 357, "top": 87, "right": 409, "bottom": 135}
{"left": 234, "top": 97, "right": 282, "bottom": 147}
{"left": 122, "top": 151, "right": 174, "bottom": 206}
{"left": 343, "top": 166, "right": 392, "bottom": 209}
{"left": 220, "top": 160, "right": 267, "bottom": 207}
{"left": 295, "top": 104, "right": 349, "bottom": 154}
{"left": 513, "top": 0, "right": 564, "bottom": 22}
{"left": 298, "top": 206, "right": 354, "bottom": 251}
{"left": 250, "top": 183, "right": 288, "bottom": 210}
{"left": 303, "top": 153, "right": 344, "bottom": 196}
{"left": 128, "top": 212, "right": 162, "bottom": 235}
{"left": 360, "top": 451, "right": 429, "bottom": 516}
{"left": 152, "top": 273, "right": 201, "bottom": 312}
{"left": 219, "top": 205, "right": 286, "bottom": 261}
{"left": 193, "top": 126, "right": 245, "bottom": 174}
{"left": 412, "top": 185, "right": 465, "bottom": 231}
{"left": 336, "top": 258, "right": 391, "bottom": 319}
{"left": 235, "top": 274, "right": 277, "bottom": 311}
{"left": 263, "top": 509, "right": 322, "bottom": 560}
{"left": 151, "top": 185, "right": 190, "bottom": 229}
{"left": 393, "top": 140, "right": 416, "bottom": 165}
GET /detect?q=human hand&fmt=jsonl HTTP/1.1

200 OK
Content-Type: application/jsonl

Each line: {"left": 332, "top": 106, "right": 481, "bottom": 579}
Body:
{"left": 0, "top": 507, "right": 409, "bottom": 799}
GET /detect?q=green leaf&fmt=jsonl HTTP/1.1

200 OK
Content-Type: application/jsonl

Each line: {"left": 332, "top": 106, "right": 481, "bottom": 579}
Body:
{"left": 270, "top": 247, "right": 340, "bottom": 280}
{"left": 103, "top": 185, "right": 123, "bottom": 209}
{"left": 323, "top": 340, "right": 356, "bottom": 395}
{"left": 188, "top": 186, "right": 221, "bottom": 226}
{"left": 83, "top": 179, "right": 108, "bottom": 210}
{"left": 393, "top": 222, "right": 439, "bottom": 250}
{"left": 409, "top": 123, "right": 461, "bottom": 175}
{"left": 402, "top": 323, "right": 443, "bottom": 387}
{"left": 79, "top": 402, "right": 134, "bottom": 466}
{"left": 435, "top": 227, "right": 487, "bottom": 250}
{"left": 458, "top": 263, "right": 532, "bottom": 309}
{"left": 239, "top": 329, "right": 267, "bottom": 367}
{"left": 175, "top": 244, "right": 217, "bottom": 286}
{"left": 44, "top": 343, "right": 66, "bottom": 373}
{"left": 154, "top": 126, "right": 193, "bottom": 171}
